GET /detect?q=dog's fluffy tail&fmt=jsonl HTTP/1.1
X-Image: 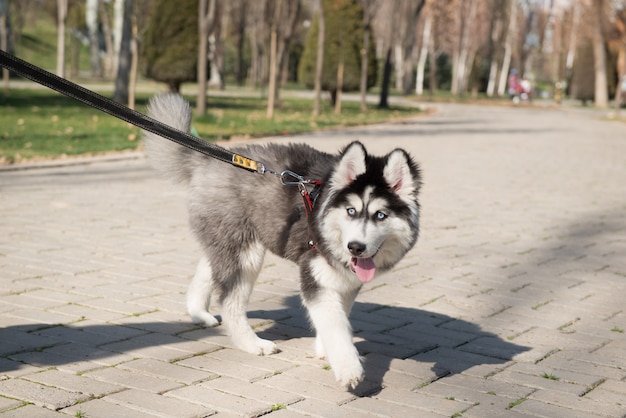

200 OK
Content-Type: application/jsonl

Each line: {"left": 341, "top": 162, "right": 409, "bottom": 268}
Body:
{"left": 143, "top": 93, "right": 195, "bottom": 184}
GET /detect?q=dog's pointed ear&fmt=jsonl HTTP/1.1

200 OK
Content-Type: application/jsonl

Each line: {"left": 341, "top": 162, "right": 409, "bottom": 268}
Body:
{"left": 384, "top": 149, "right": 419, "bottom": 200}
{"left": 330, "top": 142, "right": 367, "bottom": 188}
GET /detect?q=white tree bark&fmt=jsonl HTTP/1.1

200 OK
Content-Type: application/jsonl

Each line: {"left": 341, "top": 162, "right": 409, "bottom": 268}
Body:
{"left": 113, "top": 0, "right": 124, "bottom": 73}
{"left": 415, "top": 13, "right": 431, "bottom": 96}
{"left": 313, "top": 0, "right": 324, "bottom": 116}
{"left": 591, "top": 0, "right": 608, "bottom": 108}
{"left": 86, "top": 0, "right": 101, "bottom": 76}
{"left": 497, "top": 0, "right": 517, "bottom": 96}
{"left": 56, "top": 0, "right": 68, "bottom": 77}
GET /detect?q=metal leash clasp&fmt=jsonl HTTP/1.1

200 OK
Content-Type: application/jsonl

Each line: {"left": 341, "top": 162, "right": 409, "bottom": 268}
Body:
{"left": 279, "top": 170, "right": 307, "bottom": 186}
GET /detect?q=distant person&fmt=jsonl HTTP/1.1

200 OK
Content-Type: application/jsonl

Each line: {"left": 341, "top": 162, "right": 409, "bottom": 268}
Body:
{"left": 508, "top": 69, "right": 521, "bottom": 101}
{"left": 520, "top": 77, "right": 532, "bottom": 102}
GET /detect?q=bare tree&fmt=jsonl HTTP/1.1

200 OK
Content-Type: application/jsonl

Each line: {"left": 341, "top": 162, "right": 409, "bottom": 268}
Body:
{"left": 591, "top": 0, "right": 608, "bottom": 108}
{"left": 565, "top": 1, "right": 580, "bottom": 80}
{"left": 614, "top": 4, "right": 626, "bottom": 109}
{"left": 247, "top": 1, "right": 267, "bottom": 89}
{"left": 486, "top": 0, "right": 507, "bottom": 97}
{"left": 56, "top": 0, "right": 68, "bottom": 77}
{"left": 396, "top": 0, "right": 425, "bottom": 95}
{"left": 497, "top": 0, "right": 517, "bottom": 96}
{"left": 267, "top": 0, "right": 281, "bottom": 118}
{"left": 86, "top": 0, "right": 101, "bottom": 77}
{"left": 359, "top": 0, "right": 376, "bottom": 111}
{"left": 267, "top": 0, "right": 301, "bottom": 118}
{"left": 226, "top": 0, "right": 247, "bottom": 86}
{"left": 113, "top": 0, "right": 133, "bottom": 105}
{"left": 415, "top": 6, "right": 431, "bottom": 96}
{"left": 99, "top": 1, "right": 115, "bottom": 77}
{"left": 197, "top": 0, "right": 219, "bottom": 115}
{"left": 451, "top": 0, "right": 477, "bottom": 95}
{"left": 1, "top": 0, "right": 11, "bottom": 91}
{"left": 313, "top": 0, "right": 325, "bottom": 116}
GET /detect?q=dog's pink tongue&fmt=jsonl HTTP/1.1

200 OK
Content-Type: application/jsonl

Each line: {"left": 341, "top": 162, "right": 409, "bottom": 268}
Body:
{"left": 351, "top": 257, "right": 376, "bottom": 283}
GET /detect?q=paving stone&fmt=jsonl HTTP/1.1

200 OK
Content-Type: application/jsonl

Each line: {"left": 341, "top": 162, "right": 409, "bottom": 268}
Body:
{"left": 119, "top": 358, "right": 218, "bottom": 384}
{"left": 62, "top": 398, "right": 159, "bottom": 418}
{"left": 165, "top": 384, "right": 272, "bottom": 416}
{"left": 82, "top": 367, "right": 183, "bottom": 393}
{"left": 0, "top": 396, "right": 23, "bottom": 413}
{"left": 22, "top": 369, "right": 123, "bottom": 398}
{"left": 0, "top": 378, "right": 89, "bottom": 410}
{"left": 106, "top": 389, "right": 215, "bottom": 418}
{"left": 257, "top": 372, "right": 356, "bottom": 405}
{"left": 0, "top": 403, "right": 67, "bottom": 417}
{"left": 200, "top": 376, "right": 304, "bottom": 407}
{"left": 528, "top": 388, "right": 625, "bottom": 417}
{"left": 343, "top": 396, "right": 446, "bottom": 418}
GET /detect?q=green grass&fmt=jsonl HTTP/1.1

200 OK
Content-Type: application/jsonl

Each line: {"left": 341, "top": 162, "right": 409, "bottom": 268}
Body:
{"left": 0, "top": 89, "right": 142, "bottom": 163}
{"left": 0, "top": 89, "right": 421, "bottom": 164}
{"left": 541, "top": 372, "right": 560, "bottom": 381}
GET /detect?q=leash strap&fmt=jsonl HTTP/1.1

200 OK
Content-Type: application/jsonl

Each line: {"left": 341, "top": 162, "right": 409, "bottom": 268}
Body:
{"left": 0, "top": 50, "right": 266, "bottom": 174}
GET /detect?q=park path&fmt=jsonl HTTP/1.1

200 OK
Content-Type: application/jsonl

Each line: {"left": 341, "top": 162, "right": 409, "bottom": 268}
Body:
{"left": 1, "top": 102, "right": 625, "bottom": 417}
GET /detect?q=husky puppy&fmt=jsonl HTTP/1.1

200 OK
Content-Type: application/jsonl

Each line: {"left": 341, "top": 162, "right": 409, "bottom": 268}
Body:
{"left": 143, "top": 94, "right": 421, "bottom": 389}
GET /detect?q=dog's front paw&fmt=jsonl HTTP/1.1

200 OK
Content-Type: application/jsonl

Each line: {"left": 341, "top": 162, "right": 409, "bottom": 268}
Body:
{"left": 256, "top": 338, "right": 279, "bottom": 356}
{"left": 236, "top": 337, "right": 279, "bottom": 356}
{"left": 189, "top": 311, "right": 220, "bottom": 328}
{"left": 333, "top": 357, "right": 364, "bottom": 390}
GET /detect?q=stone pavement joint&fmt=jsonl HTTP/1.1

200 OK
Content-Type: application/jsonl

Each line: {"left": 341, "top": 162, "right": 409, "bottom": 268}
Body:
{"left": 1, "top": 103, "right": 626, "bottom": 417}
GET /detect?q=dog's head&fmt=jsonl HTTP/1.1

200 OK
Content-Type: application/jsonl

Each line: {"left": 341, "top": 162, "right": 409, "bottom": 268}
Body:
{"left": 316, "top": 141, "right": 421, "bottom": 283}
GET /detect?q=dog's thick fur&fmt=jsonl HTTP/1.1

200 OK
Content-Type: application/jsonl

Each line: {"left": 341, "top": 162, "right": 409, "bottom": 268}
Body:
{"left": 143, "top": 93, "right": 421, "bottom": 389}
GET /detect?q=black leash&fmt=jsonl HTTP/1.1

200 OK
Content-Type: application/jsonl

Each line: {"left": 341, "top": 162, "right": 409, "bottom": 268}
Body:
{"left": 0, "top": 50, "right": 323, "bottom": 212}
{"left": 0, "top": 49, "right": 267, "bottom": 174}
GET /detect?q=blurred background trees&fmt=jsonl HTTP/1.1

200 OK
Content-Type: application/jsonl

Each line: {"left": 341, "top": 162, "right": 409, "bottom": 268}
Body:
{"left": 2, "top": 0, "right": 626, "bottom": 110}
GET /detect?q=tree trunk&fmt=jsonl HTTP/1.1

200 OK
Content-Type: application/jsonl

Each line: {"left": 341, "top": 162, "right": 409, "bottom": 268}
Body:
{"left": 334, "top": 52, "right": 344, "bottom": 114}
{"left": 267, "top": 19, "right": 278, "bottom": 118}
{"left": 86, "top": 0, "right": 101, "bottom": 77}
{"left": 1, "top": 10, "right": 9, "bottom": 92}
{"left": 486, "top": 12, "right": 501, "bottom": 97}
{"left": 313, "top": 0, "right": 325, "bottom": 116}
{"left": 113, "top": 0, "right": 132, "bottom": 104}
{"left": 428, "top": 38, "right": 436, "bottom": 95}
{"left": 591, "top": 0, "right": 608, "bottom": 108}
{"left": 497, "top": 0, "right": 517, "bottom": 96}
{"left": 197, "top": 0, "right": 217, "bottom": 115}
{"left": 99, "top": 0, "right": 115, "bottom": 77}
{"left": 415, "top": 13, "right": 431, "bottom": 96}
{"left": 128, "top": 16, "right": 138, "bottom": 109}
{"left": 453, "top": 0, "right": 477, "bottom": 95}
{"left": 234, "top": 1, "right": 246, "bottom": 86}
{"left": 565, "top": 1, "right": 580, "bottom": 79}
{"left": 359, "top": 23, "right": 369, "bottom": 112}
{"left": 56, "top": 0, "right": 68, "bottom": 78}
{"left": 379, "top": 48, "right": 392, "bottom": 109}
{"left": 266, "top": 0, "right": 281, "bottom": 119}
{"left": 112, "top": 0, "right": 124, "bottom": 75}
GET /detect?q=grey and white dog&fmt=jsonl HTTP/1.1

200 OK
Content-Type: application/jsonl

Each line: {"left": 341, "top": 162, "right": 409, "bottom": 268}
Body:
{"left": 143, "top": 93, "right": 421, "bottom": 389}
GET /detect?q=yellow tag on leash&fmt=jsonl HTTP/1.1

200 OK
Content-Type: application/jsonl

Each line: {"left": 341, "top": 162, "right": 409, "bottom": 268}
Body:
{"left": 232, "top": 154, "right": 259, "bottom": 171}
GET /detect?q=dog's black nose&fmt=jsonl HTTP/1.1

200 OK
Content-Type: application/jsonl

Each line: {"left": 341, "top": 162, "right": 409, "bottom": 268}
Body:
{"left": 347, "top": 241, "right": 366, "bottom": 256}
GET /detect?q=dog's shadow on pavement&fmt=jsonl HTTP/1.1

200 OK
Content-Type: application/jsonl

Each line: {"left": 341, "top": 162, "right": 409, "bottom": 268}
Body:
{"left": 252, "top": 295, "right": 530, "bottom": 395}
{"left": 1, "top": 295, "right": 528, "bottom": 395}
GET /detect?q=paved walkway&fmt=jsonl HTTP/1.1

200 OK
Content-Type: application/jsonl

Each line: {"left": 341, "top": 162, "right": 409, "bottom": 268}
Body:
{"left": 1, "top": 103, "right": 625, "bottom": 417}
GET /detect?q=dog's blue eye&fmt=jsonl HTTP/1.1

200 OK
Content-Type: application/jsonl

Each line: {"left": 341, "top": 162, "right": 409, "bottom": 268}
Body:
{"left": 347, "top": 208, "right": 357, "bottom": 217}
{"left": 374, "top": 211, "right": 387, "bottom": 221}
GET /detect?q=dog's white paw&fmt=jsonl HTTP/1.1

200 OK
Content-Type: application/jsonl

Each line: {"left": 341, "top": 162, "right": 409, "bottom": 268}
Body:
{"left": 334, "top": 357, "right": 364, "bottom": 390}
{"left": 189, "top": 311, "right": 220, "bottom": 328}
{"left": 235, "top": 337, "right": 279, "bottom": 356}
